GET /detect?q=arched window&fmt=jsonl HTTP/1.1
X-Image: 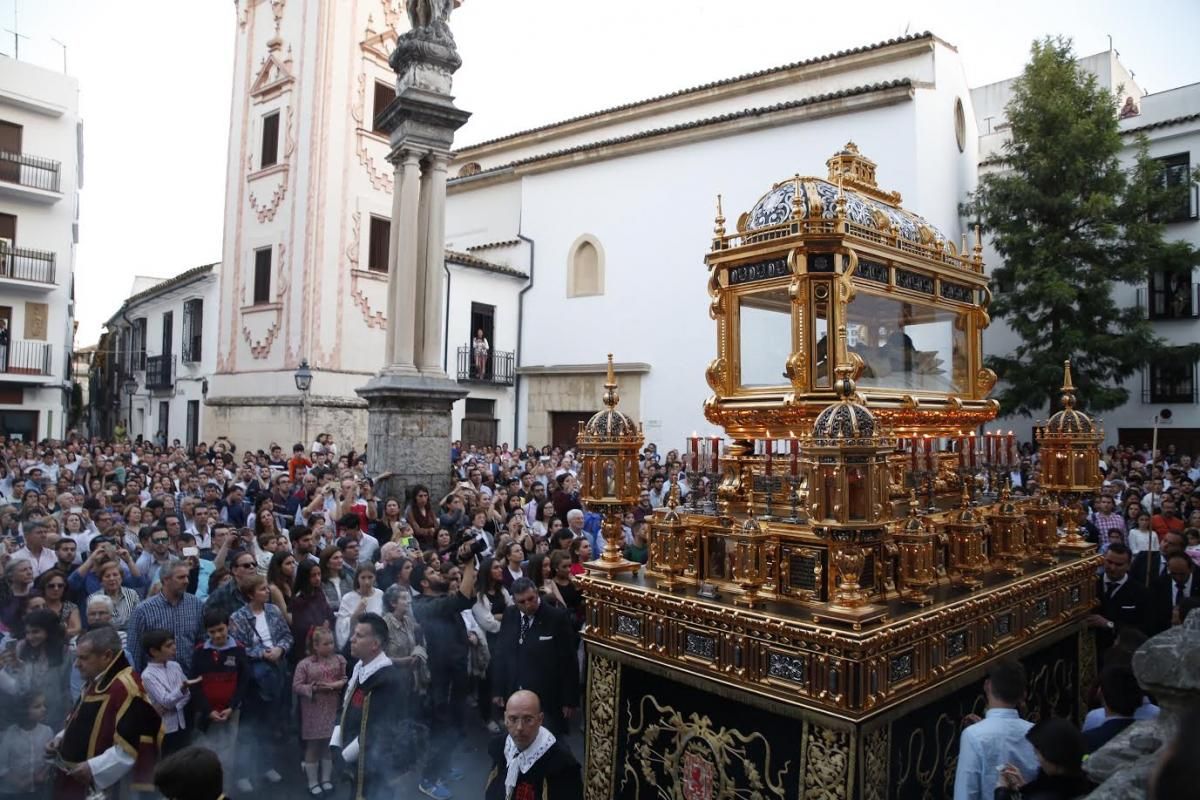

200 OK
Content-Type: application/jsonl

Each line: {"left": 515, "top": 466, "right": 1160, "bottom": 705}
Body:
{"left": 568, "top": 235, "right": 604, "bottom": 297}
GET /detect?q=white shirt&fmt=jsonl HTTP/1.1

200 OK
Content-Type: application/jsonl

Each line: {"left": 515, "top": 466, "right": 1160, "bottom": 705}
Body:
{"left": 9, "top": 546, "right": 56, "bottom": 578}
{"left": 253, "top": 609, "right": 274, "bottom": 650}
{"left": 335, "top": 588, "right": 384, "bottom": 649}
{"left": 1128, "top": 528, "right": 1158, "bottom": 555}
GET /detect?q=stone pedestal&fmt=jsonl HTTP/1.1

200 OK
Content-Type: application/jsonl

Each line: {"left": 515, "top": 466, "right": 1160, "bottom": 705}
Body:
{"left": 359, "top": 372, "right": 466, "bottom": 504}
{"left": 1084, "top": 612, "right": 1200, "bottom": 799}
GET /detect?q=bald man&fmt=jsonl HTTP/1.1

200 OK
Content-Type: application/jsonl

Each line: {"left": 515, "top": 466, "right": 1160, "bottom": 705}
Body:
{"left": 484, "top": 690, "right": 582, "bottom": 800}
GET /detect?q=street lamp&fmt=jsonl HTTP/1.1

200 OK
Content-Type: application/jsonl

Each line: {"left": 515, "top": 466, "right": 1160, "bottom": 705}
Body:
{"left": 123, "top": 377, "right": 138, "bottom": 441}
{"left": 294, "top": 359, "right": 313, "bottom": 445}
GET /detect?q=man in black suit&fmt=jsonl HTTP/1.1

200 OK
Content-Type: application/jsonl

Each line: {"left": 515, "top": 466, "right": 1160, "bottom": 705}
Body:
{"left": 1149, "top": 552, "right": 1200, "bottom": 634}
{"left": 1086, "top": 543, "right": 1150, "bottom": 657}
{"left": 1084, "top": 664, "right": 1143, "bottom": 753}
{"left": 1130, "top": 531, "right": 1186, "bottom": 587}
{"left": 491, "top": 577, "right": 580, "bottom": 736}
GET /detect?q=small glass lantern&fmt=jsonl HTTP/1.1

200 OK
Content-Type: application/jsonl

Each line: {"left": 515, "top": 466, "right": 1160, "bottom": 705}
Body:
{"left": 1034, "top": 360, "right": 1101, "bottom": 554}
{"left": 945, "top": 485, "right": 988, "bottom": 590}
{"left": 986, "top": 483, "right": 1027, "bottom": 576}
{"left": 578, "top": 355, "right": 642, "bottom": 576}
{"left": 1023, "top": 493, "right": 1060, "bottom": 565}
{"left": 649, "top": 481, "right": 691, "bottom": 591}
{"left": 891, "top": 491, "right": 938, "bottom": 606}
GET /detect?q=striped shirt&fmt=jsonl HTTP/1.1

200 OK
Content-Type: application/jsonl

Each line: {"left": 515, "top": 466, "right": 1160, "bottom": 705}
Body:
{"left": 126, "top": 591, "right": 205, "bottom": 672}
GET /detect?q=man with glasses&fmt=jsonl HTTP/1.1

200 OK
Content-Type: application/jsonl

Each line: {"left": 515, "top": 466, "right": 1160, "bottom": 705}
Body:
{"left": 202, "top": 552, "right": 259, "bottom": 618}
{"left": 484, "top": 690, "right": 581, "bottom": 800}
{"left": 137, "top": 527, "right": 175, "bottom": 589}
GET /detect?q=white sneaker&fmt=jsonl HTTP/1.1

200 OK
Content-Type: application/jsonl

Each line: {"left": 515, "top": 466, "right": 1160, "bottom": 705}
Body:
{"left": 264, "top": 769, "right": 283, "bottom": 784}
{"left": 236, "top": 778, "right": 254, "bottom": 794}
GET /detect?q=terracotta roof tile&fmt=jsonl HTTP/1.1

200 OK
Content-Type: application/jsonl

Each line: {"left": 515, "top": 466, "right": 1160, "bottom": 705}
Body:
{"left": 445, "top": 250, "right": 528, "bottom": 279}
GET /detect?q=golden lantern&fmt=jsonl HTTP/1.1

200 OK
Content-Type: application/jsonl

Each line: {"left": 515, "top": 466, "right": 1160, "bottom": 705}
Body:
{"left": 1023, "top": 493, "right": 1061, "bottom": 566}
{"left": 891, "top": 491, "right": 938, "bottom": 606}
{"left": 1035, "top": 360, "right": 1101, "bottom": 554}
{"left": 649, "top": 481, "right": 691, "bottom": 591}
{"left": 728, "top": 467, "right": 776, "bottom": 608}
{"left": 945, "top": 485, "right": 988, "bottom": 590}
{"left": 579, "top": 354, "right": 642, "bottom": 576}
{"left": 805, "top": 364, "right": 892, "bottom": 627}
{"left": 986, "top": 483, "right": 1027, "bottom": 576}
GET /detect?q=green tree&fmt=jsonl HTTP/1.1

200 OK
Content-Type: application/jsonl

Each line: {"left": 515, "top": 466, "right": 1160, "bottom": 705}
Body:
{"left": 968, "top": 36, "right": 1200, "bottom": 417}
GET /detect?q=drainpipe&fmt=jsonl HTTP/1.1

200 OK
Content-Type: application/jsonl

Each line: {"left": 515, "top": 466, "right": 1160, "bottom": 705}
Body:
{"left": 443, "top": 258, "right": 452, "bottom": 373}
{"left": 514, "top": 229, "right": 535, "bottom": 445}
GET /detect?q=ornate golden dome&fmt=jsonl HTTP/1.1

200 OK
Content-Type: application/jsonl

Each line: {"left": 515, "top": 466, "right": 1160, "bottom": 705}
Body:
{"left": 742, "top": 142, "right": 951, "bottom": 247}
{"left": 811, "top": 364, "right": 877, "bottom": 441}
{"left": 1045, "top": 361, "right": 1096, "bottom": 435}
{"left": 583, "top": 354, "right": 638, "bottom": 438}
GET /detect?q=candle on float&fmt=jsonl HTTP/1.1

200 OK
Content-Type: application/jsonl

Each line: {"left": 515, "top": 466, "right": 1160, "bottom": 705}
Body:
{"left": 764, "top": 435, "right": 773, "bottom": 470}
{"left": 910, "top": 437, "right": 919, "bottom": 473}
{"left": 688, "top": 432, "right": 699, "bottom": 472}
{"left": 924, "top": 436, "right": 933, "bottom": 473}
{"left": 1007, "top": 432, "right": 1015, "bottom": 468}
{"left": 968, "top": 433, "right": 976, "bottom": 468}
{"left": 710, "top": 436, "right": 720, "bottom": 473}
{"left": 699, "top": 437, "right": 709, "bottom": 472}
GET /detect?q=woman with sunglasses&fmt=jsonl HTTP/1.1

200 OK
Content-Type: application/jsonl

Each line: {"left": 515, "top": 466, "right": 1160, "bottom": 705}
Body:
{"left": 34, "top": 569, "right": 80, "bottom": 639}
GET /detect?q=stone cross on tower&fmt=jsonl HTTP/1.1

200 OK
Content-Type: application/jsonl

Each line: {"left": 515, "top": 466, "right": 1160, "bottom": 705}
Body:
{"left": 357, "top": 7, "right": 471, "bottom": 502}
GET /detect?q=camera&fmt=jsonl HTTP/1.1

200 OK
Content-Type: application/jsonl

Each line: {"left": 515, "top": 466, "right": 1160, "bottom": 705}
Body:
{"left": 454, "top": 535, "right": 487, "bottom": 564}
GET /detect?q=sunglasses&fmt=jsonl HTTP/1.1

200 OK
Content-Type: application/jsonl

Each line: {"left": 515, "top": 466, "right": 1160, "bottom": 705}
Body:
{"left": 152, "top": 537, "right": 169, "bottom": 544}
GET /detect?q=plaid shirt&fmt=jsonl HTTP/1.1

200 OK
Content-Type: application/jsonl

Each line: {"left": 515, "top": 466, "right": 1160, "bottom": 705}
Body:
{"left": 1092, "top": 511, "right": 1127, "bottom": 541}
{"left": 126, "top": 591, "right": 205, "bottom": 672}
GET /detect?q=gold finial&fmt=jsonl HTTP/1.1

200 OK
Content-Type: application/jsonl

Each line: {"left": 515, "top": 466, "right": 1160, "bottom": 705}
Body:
{"left": 908, "top": 488, "right": 920, "bottom": 517}
{"left": 1060, "top": 359, "right": 1076, "bottom": 410}
{"left": 973, "top": 224, "right": 983, "bottom": 261}
{"left": 835, "top": 175, "right": 847, "bottom": 219}
{"left": 714, "top": 194, "right": 726, "bottom": 238}
{"left": 961, "top": 233, "right": 968, "bottom": 259}
{"left": 960, "top": 481, "right": 972, "bottom": 508}
{"left": 602, "top": 353, "right": 619, "bottom": 409}
{"left": 791, "top": 173, "right": 804, "bottom": 219}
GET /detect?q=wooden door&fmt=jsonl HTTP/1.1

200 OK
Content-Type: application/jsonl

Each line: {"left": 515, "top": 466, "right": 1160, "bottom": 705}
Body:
{"left": 551, "top": 412, "right": 592, "bottom": 451}
{"left": 461, "top": 417, "right": 497, "bottom": 449}
{"left": 0, "top": 122, "right": 20, "bottom": 184}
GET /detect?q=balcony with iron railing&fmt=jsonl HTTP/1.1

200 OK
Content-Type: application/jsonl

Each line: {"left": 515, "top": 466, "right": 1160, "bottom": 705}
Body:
{"left": 0, "top": 242, "right": 56, "bottom": 286}
{"left": 1136, "top": 283, "right": 1200, "bottom": 321}
{"left": 456, "top": 345, "right": 515, "bottom": 386}
{"left": 0, "top": 151, "right": 62, "bottom": 201}
{"left": 145, "top": 354, "right": 176, "bottom": 390}
{"left": 1143, "top": 359, "right": 1199, "bottom": 404}
{"left": 0, "top": 339, "right": 54, "bottom": 379}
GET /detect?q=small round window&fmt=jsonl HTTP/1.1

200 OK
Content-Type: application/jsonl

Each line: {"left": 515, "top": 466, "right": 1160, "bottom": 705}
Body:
{"left": 954, "top": 98, "right": 966, "bottom": 153}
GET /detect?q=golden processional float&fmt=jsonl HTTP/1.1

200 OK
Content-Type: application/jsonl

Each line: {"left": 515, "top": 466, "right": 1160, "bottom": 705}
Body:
{"left": 574, "top": 144, "right": 1103, "bottom": 800}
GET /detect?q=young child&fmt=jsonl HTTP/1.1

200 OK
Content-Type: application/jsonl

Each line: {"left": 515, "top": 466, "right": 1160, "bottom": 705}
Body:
{"left": 1127, "top": 512, "right": 1158, "bottom": 556}
{"left": 291, "top": 626, "right": 346, "bottom": 795}
{"left": 0, "top": 691, "right": 54, "bottom": 799}
{"left": 190, "top": 610, "right": 247, "bottom": 793}
{"left": 141, "top": 629, "right": 199, "bottom": 757}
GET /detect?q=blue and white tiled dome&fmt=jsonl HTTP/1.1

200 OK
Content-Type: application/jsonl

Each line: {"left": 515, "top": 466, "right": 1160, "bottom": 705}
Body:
{"left": 743, "top": 143, "right": 951, "bottom": 246}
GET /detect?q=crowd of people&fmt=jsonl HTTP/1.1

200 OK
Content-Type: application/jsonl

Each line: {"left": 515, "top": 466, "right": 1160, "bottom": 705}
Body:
{"left": 0, "top": 430, "right": 673, "bottom": 798}
{"left": 953, "top": 439, "right": 1200, "bottom": 800}
{"left": 0, "top": 430, "right": 1196, "bottom": 799}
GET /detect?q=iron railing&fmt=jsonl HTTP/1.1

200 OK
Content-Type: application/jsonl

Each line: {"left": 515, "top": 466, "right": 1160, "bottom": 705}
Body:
{"left": 0, "top": 243, "right": 56, "bottom": 285}
{"left": 182, "top": 333, "right": 202, "bottom": 364}
{"left": 145, "top": 354, "right": 175, "bottom": 390}
{"left": 456, "top": 345, "right": 515, "bottom": 386}
{"left": 1142, "top": 361, "right": 1198, "bottom": 404}
{"left": 1136, "top": 283, "right": 1200, "bottom": 320}
{"left": 0, "top": 340, "right": 53, "bottom": 376}
{"left": 0, "top": 150, "right": 62, "bottom": 193}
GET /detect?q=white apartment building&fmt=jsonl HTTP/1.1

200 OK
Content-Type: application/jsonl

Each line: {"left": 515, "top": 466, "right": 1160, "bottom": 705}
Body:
{"left": 0, "top": 57, "right": 81, "bottom": 442}
{"left": 974, "top": 54, "right": 1200, "bottom": 452}
{"left": 103, "top": 264, "right": 220, "bottom": 448}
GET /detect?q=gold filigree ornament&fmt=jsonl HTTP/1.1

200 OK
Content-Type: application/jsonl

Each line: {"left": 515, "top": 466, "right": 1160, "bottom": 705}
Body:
{"left": 584, "top": 652, "right": 619, "bottom": 800}
{"left": 622, "top": 695, "right": 791, "bottom": 800}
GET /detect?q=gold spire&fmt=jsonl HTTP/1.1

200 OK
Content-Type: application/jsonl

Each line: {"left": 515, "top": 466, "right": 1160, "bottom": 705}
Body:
{"left": 714, "top": 194, "right": 726, "bottom": 238}
{"left": 603, "top": 353, "right": 619, "bottom": 409}
{"left": 791, "top": 173, "right": 804, "bottom": 219}
{"left": 1061, "top": 359, "right": 1076, "bottom": 409}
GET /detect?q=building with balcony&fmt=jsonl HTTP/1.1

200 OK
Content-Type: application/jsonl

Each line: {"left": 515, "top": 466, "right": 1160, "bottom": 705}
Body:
{"left": 0, "top": 57, "right": 81, "bottom": 441}
{"left": 975, "top": 56, "right": 1200, "bottom": 451}
{"left": 97, "top": 263, "right": 219, "bottom": 448}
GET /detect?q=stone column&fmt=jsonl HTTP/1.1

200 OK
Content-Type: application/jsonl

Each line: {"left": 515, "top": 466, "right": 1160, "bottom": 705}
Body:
{"left": 386, "top": 149, "right": 422, "bottom": 375}
{"left": 413, "top": 154, "right": 434, "bottom": 370}
{"left": 418, "top": 152, "right": 450, "bottom": 375}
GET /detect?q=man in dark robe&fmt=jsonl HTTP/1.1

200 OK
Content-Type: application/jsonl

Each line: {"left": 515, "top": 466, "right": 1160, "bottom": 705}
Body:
{"left": 485, "top": 690, "right": 582, "bottom": 800}
{"left": 48, "top": 625, "right": 162, "bottom": 799}
{"left": 331, "top": 612, "right": 419, "bottom": 800}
